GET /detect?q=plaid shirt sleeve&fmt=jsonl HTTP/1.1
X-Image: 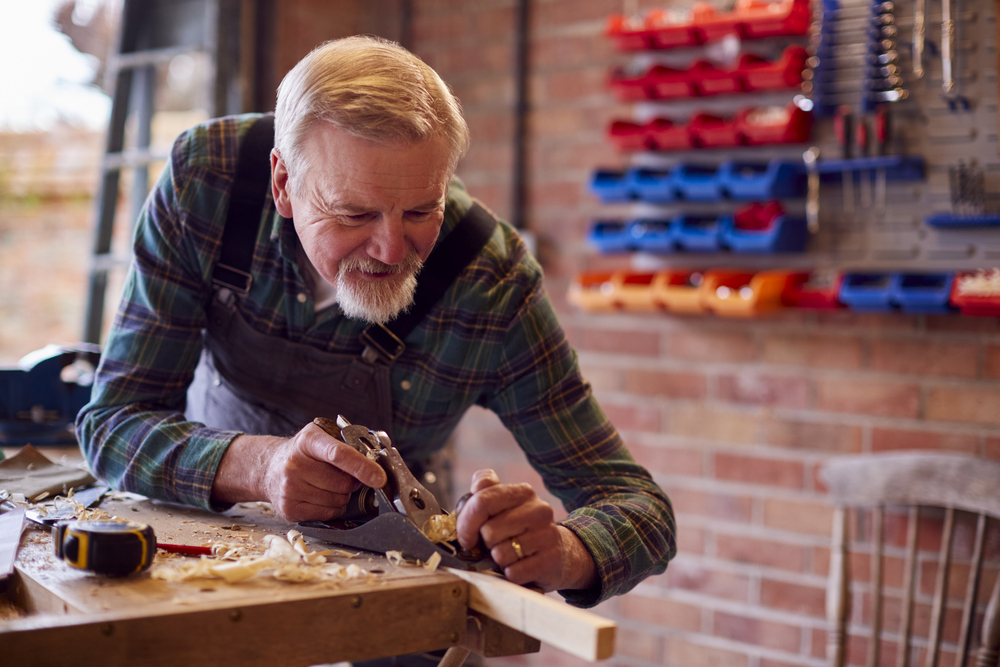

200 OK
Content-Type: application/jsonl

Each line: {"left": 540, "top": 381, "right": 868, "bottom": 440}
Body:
{"left": 75, "top": 118, "right": 247, "bottom": 508}
{"left": 474, "top": 243, "right": 676, "bottom": 607}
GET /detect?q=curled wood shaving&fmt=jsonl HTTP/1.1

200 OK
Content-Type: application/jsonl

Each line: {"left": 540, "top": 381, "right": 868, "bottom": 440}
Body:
{"left": 423, "top": 551, "right": 442, "bottom": 572}
{"left": 422, "top": 513, "right": 457, "bottom": 544}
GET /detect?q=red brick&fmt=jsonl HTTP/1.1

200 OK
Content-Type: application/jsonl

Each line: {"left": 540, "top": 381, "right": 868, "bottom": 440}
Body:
{"left": 667, "top": 405, "right": 761, "bottom": 445}
{"left": 600, "top": 401, "right": 662, "bottom": 433}
{"left": 987, "top": 437, "right": 1000, "bottom": 461}
{"left": 664, "top": 638, "right": 749, "bottom": 667}
{"left": 624, "top": 369, "right": 707, "bottom": 400}
{"left": 664, "top": 559, "right": 751, "bottom": 602}
{"left": 715, "top": 533, "right": 807, "bottom": 572}
{"left": 619, "top": 594, "right": 702, "bottom": 632}
{"left": 627, "top": 443, "right": 703, "bottom": 477}
{"left": 713, "top": 610, "right": 802, "bottom": 653}
{"left": 869, "top": 339, "right": 979, "bottom": 377}
{"left": 761, "top": 333, "right": 863, "bottom": 370}
{"left": 668, "top": 487, "right": 753, "bottom": 523}
{"left": 926, "top": 315, "right": 1000, "bottom": 334}
{"left": 926, "top": 386, "right": 1000, "bottom": 426}
{"left": 532, "top": 0, "right": 617, "bottom": 28}
{"left": 677, "top": 522, "right": 706, "bottom": 555}
{"left": 716, "top": 374, "right": 809, "bottom": 408}
{"left": 570, "top": 326, "right": 661, "bottom": 356}
{"left": 815, "top": 377, "right": 920, "bottom": 418}
{"left": 760, "top": 578, "right": 826, "bottom": 617}
{"left": 815, "top": 310, "right": 919, "bottom": 330}
{"left": 986, "top": 345, "right": 1000, "bottom": 379}
{"left": 530, "top": 33, "right": 611, "bottom": 70}
{"left": 765, "top": 419, "right": 863, "bottom": 453}
{"left": 668, "top": 328, "right": 757, "bottom": 363}
{"left": 577, "top": 362, "right": 620, "bottom": 392}
{"left": 763, "top": 497, "right": 835, "bottom": 537}
{"left": 871, "top": 427, "right": 978, "bottom": 454}
{"left": 527, "top": 179, "right": 585, "bottom": 210}
{"left": 532, "top": 67, "right": 608, "bottom": 104}
{"left": 714, "top": 453, "right": 805, "bottom": 489}
{"left": 615, "top": 627, "right": 662, "bottom": 663}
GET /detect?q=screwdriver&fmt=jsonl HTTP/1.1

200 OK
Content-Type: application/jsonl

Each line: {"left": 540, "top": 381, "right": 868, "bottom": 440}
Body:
{"left": 835, "top": 106, "right": 854, "bottom": 215}
{"left": 874, "top": 105, "right": 889, "bottom": 216}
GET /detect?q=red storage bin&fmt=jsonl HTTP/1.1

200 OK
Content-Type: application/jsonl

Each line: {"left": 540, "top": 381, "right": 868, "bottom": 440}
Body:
{"left": 737, "top": 45, "right": 808, "bottom": 91}
{"left": 689, "top": 60, "right": 743, "bottom": 96}
{"left": 646, "top": 117, "right": 694, "bottom": 151}
{"left": 645, "top": 9, "right": 702, "bottom": 49}
{"left": 737, "top": 104, "right": 813, "bottom": 145}
{"left": 691, "top": 2, "right": 741, "bottom": 42}
{"left": 647, "top": 65, "right": 697, "bottom": 100}
{"left": 736, "top": 0, "right": 811, "bottom": 39}
{"left": 605, "top": 15, "right": 652, "bottom": 51}
{"left": 689, "top": 113, "right": 742, "bottom": 148}
{"left": 950, "top": 270, "right": 1000, "bottom": 316}
{"left": 608, "top": 66, "right": 653, "bottom": 101}
{"left": 607, "top": 120, "right": 650, "bottom": 152}
{"left": 781, "top": 272, "right": 845, "bottom": 309}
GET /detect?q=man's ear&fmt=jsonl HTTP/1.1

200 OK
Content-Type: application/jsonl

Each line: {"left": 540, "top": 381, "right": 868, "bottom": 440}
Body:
{"left": 270, "top": 148, "right": 294, "bottom": 219}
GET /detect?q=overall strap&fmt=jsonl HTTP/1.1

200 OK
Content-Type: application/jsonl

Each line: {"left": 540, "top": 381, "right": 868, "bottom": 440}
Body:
{"left": 212, "top": 114, "right": 275, "bottom": 294}
{"left": 360, "top": 202, "right": 498, "bottom": 364}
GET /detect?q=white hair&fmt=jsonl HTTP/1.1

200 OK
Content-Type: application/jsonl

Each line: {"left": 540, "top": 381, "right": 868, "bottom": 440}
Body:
{"left": 274, "top": 35, "right": 471, "bottom": 190}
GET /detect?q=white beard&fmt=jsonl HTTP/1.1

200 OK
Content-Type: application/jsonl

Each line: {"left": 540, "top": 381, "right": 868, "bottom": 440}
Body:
{"left": 335, "top": 251, "right": 423, "bottom": 324}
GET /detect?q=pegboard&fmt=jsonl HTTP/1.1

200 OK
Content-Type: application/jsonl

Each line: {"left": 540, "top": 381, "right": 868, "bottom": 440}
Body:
{"left": 604, "top": 0, "right": 1000, "bottom": 273}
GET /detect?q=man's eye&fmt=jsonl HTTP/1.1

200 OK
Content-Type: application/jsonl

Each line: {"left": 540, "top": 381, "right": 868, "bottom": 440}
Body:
{"left": 406, "top": 210, "right": 433, "bottom": 220}
{"left": 343, "top": 213, "right": 375, "bottom": 224}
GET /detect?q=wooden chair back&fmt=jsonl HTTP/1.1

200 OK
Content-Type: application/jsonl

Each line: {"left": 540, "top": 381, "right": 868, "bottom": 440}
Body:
{"left": 820, "top": 453, "right": 1000, "bottom": 667}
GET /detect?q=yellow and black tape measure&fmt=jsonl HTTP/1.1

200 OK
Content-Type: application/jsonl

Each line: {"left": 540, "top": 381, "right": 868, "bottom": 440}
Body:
{"left": 52, "top": 520, "right": 156, "bottom": 576}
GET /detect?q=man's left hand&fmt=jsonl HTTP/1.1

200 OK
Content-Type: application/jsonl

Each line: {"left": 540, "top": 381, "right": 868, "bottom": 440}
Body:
{"left": 455, "top": 469, "right": 598, "bottom": 593}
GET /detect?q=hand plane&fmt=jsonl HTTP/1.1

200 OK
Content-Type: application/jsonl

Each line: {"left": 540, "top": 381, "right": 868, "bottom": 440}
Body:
{"left": 297, "top": 416, "right": 497, "bottom": 572}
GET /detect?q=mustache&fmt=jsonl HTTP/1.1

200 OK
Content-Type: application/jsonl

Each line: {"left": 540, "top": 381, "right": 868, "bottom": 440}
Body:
{"left": 338, "top": 250, "right": 424, "bottom": 275}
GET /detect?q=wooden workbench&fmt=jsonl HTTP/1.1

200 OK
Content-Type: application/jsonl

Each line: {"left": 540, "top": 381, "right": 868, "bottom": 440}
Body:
{"left": 0, "top": 463, "right": 615, "bottom": 666}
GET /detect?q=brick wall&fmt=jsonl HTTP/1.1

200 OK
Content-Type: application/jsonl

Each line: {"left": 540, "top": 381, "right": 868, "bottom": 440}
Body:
{"left": 278, "top": 3, "right": 1000, "bottom": 666}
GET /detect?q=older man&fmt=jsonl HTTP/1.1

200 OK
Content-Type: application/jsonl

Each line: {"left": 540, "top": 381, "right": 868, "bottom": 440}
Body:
{"left": 77, "top": 36, "right": 675, "bottom": 607}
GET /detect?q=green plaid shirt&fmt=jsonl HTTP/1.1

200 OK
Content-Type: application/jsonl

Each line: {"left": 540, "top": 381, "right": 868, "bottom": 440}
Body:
{"left": 76, "top": 114, "right": 675, "bottom": 606}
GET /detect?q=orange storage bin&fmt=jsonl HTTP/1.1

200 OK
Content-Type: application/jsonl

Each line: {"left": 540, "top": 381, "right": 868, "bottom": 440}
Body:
{"left": 702, "top": 269, "right": 795, "bottom": 317}
{"left": 654, "top": 269, "right": 710, "bottom": 314}
{"left": 567, "top": 271, "right": 621, "bottom": 312}
{"left": 617, "top": 272, "right": 663, "bottom": 311}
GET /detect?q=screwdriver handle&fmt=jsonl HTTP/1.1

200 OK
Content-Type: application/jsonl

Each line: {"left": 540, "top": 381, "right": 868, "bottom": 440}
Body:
{"left": 835, "top": 106, "right": 853, "bottom": 159}
{"left": 875, "top": 105, "right": 890, "bottom": 155}
{"left": 856, "top": 118, "right": 869, "bottom": 157}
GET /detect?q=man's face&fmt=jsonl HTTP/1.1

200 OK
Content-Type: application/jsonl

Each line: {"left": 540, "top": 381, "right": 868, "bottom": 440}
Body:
{"left": 271, "top": 123, "right": 451, "bottom": 323}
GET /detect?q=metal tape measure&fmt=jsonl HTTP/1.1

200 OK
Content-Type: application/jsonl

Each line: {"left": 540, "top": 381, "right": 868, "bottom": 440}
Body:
{"left": 52, "top": 520, "right": 156, "bottom": 576}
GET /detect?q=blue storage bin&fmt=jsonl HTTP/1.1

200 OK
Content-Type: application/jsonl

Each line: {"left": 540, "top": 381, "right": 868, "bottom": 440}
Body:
{"left": 628, "top": 218, "right": 676, "bottom": 253}
{"left": 587, "top": 220, "right": 633, "bottom": 253}
{"left": 589, "top": 170, "right": 632, "bottom": 203}
{"left": 717, "top": 160, "right": 806, "bottom": 200}
{"left": 627, "top": 168, "right": 678, "bottom": 203}
{"left": 838, "top": 273, "right": 894, "bottom": 311}
{"left": 673, "top": 165, "right": 724, "bottom": 202}
{"left": 722, "top": 215, "right": 808, "bottom": 253}
{"left": 890, "top": 273, "right": 956, "bottom": 313}
{"left": 673, "top": 215, "right": 724, "bottom": 252}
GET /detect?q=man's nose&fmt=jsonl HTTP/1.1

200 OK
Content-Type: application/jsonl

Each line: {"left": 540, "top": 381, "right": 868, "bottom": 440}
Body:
{"left": 366, "top": 215, "right": 408, "bottom": 265}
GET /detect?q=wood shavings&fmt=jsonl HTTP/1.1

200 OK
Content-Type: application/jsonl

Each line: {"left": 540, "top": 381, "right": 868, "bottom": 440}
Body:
{"left": 423, "top": 551, "right": 442, "bottom": 572}
{"left": 152, "top": 532, "right": 372, "bottom": 585}
{"left": 957, "top": 268, "right": 1000, "bottom": 295}
{"left": 422, "top": 513, "right": 458, "bottom": 544}
{"left": 385, "top": 550, "right": 404, "bottom": 566}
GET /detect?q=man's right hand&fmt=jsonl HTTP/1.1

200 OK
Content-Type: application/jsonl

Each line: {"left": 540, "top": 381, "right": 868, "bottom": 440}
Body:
{"left": 211, "top": 421, "right": 387, "bottom": 522}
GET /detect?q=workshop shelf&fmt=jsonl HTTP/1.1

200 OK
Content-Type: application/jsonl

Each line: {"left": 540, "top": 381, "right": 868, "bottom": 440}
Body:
{"left": 702, "top": 269, "right": 793, "bottom": 317}
{"left": 717, "top": 159, "right": 807, "bottom": 199}
{"left": 721, "top": 202, "right": 808, "bottom": 253}
{"left": 617, "top": 272, "right": 664, "bottom": 311}
{"left": 629, "top": 218, "right": 677, "bottom": 253}
{"left": 737, "top": 45, "right": 809, "bottom": 91}
{"left": 627, "top": 168, "right": 678, "bottom": 203}
{"left": 589, "top": 170, "right": 632, "bottom": 202}
{"left": 607, "top": 120, "right": 650, "bottom": 152}
{"left": 688, "top": 60, "right": 743, "bottom": 96}
{"left": 890, "top": 273, "right": 956, "bottom": 313}
{"left": 838, "top": 273, "right": 895, "bottom": 311}
{"left": 587, "top": 220, "right": 634, "bottom": 253}
{"left": 781, "top": 272, "right": 845, "bottom": 309}
{"left": 674, "top": 215, "right": 726, "bottom": 252}
{"left": 673, "top": 164, "right": 725, "bottom": 201}
{"left": 566, "top": 271, "right": 622, "bottom": 312}
{"left": 656, "top": 268, "right": 709, "bottom": 314}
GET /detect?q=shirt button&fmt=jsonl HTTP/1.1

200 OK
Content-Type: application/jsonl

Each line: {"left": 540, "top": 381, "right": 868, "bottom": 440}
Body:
{"left": 400, "top": 380, "right": 411, "bottom": 390}
{"left": 297, "top": 293, "right": 307, "bottom": 303}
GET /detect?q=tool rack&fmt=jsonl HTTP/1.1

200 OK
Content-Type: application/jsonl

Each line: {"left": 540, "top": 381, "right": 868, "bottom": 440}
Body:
{"left": 574, "top": 0, "right": 1000, "bottom": 317}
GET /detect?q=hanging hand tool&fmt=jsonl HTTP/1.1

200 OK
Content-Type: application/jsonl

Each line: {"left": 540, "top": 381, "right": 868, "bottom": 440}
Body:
{"left": 298, "top": 416, "right": 498, "bottom": 571}
{"left": 52, "top": 520, "right": 156, "bottom": 577}
{"left": 835, "top": 106, "right": 854, "bottom": 215}
{"left": 856, "top": 116, "right": 872, "bottom": 209}
{"left": 874, "top": 105, "right": 889, "bottom": 216}
{"left": 942, "top": 0, "right": 955, "bottom": 96}
{"left": 913, "top": 0, "right": 926, "bottom": 78}
{"left": 803, "top": 147, "right": 821, "bottom": 234}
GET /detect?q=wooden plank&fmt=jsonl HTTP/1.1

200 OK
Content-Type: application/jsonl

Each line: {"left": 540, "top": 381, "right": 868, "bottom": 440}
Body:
{"left": 462, "top": 609, "right": 541, "bottom": 657}
{"left": 446, "top": 568, "right": 616, "bottom": 661}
